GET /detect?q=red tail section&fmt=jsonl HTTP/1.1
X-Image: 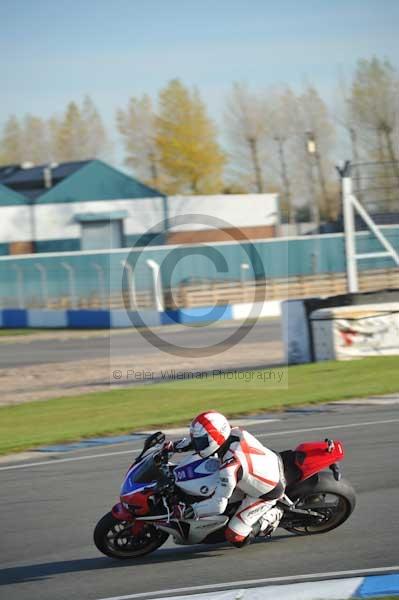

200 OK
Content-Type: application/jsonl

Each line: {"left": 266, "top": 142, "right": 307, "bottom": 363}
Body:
{"left": 294, "top": 439, "right": 345, "bottom": 481}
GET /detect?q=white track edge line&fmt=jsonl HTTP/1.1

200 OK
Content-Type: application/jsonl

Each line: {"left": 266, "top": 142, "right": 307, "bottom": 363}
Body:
{"left": 1, "top": 418, "right": 398, "bottom": 472}
{"left": 96, "top": 566, "right": 399, "bottom": 600}
{"left": 256, "top": 418, "right": 399, "bottom": 438}
{"left": 0, "top": 447, "right": 142, "bottom": 471}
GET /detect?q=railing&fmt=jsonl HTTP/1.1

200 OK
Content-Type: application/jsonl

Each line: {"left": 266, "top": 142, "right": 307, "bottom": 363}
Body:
{"left": 165, "top": 268, "right": 399, "bottom": 309}
{"left": 2, "top": 226, "right": 398, "bottom": 311}
{"left": 3, "top": 267, "right": 394, "bottom": 311}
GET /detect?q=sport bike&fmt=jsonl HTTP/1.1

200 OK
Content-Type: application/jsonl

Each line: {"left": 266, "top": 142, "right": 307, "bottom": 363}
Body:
{"left": 94, "top": 432, "right": 356, "bottom": 558}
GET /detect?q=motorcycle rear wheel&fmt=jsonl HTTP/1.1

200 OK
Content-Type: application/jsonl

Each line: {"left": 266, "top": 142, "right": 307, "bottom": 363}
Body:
{"left": 283, "top": 474, "right": 356, "bottom": 535}
{"left": 94, "top": 512, "right": 169, "bottom": 559}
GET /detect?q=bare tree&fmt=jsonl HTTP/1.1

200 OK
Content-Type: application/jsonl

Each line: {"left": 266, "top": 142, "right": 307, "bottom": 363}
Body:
{"left": 22, "top": 115, "right": 51, "bottom": 164}
{"left": 0, "top": 116, "right": 23, "bottom": 164}
{"left": 350, "top": 58, "right": 399, "bottom": 208}
{"left": 81, "top": 96, "right": 108, "bottom": 160}
{"left": 265, "top": 87, "right": 300, "bottom": 224}
{"left": 351, "top": 58, "right": 399, "bottom": 163}
{"left": 224, "top": 83, "right": 268, "bottom": 193}
{"left": 334, "top": 73, "right": 368, "bottom": 202}
{"left": 335, "top": 59, "right": 399, "bottom": 211}
{"left": 296, "top": 86, "right": 337, "bottom": 221}
{"left": 116, "top": 95, "right": 160, "bottom": 188}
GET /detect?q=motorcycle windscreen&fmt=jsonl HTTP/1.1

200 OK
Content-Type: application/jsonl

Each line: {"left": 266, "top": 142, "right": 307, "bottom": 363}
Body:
{"left": 120, "top": 455, "right": 160, "bottom": 496}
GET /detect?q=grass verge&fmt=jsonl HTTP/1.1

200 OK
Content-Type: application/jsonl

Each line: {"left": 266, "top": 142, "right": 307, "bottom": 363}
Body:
{"left": 0, "top": 328, "right": 46, "bottom": 337}
{"left": 1, "top": 356, "right": 398, "bottom": 455}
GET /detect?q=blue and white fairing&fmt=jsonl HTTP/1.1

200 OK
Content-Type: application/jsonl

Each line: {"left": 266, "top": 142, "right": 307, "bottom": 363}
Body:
{"left": 173, "top": 455, "right": 220, "bottom": 497}
{"left": 119, "top": 450, "right": 220, "bottom": 500}
{"left": 120, "top": 453, "right": 159, "bottom": 498}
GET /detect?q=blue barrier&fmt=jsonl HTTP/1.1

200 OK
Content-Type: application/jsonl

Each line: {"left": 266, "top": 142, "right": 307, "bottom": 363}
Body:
{"left": 66, "top": 309, "right": 111, "bottom": 328}
{"left": 160, "top": 310, "right": 180, "bottom": 325}
{"left": 0, "top": 302, "right": 280, "bottom": 329}
{"left": 1, "top": 309, "right": 28, "bottom": 328}
{"left": 178, "top": 305, "right": 232, "bottom": 324}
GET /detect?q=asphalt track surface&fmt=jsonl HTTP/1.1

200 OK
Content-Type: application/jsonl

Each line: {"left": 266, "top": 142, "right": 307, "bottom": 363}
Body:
{"left": 1, "top": 403, "right": 398, "bottom": 600}
{"left": 0, "top": 319, "right": 281, "bottom": 369}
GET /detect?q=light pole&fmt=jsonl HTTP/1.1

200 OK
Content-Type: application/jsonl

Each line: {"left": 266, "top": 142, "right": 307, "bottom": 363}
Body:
{"left": 146, "top": 259, "right": 164, "bottom": 312}
{"left": 34, "top": 263, "right": 49, "bottom": 307}
{"left": 12, "top": 264, "right": 24, "bottom": 308}
{"left": 61, "top": 262, "right": 77, "bottom": 308}
{"left": 274, "top": 135, "right": 294, "bottom": 231}
{"left": 240, "top": 263, "right": 250, "bottom": 286}
{"left": 92, "top": 263, "right": 107, "bottom": 309}
{"left": 305, "top": 131, "right": 320, "bottom": 232}
{"left": 121, "top": 260, "right": 137, "bottom": 310}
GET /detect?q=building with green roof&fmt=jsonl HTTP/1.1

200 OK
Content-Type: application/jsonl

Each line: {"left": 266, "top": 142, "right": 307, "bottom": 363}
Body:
{"left": 0, "top": 160, "right": 166, "bottom": 255}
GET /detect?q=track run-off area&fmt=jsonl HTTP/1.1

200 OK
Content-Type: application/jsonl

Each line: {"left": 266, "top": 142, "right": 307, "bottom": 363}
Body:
{"left": 0, "top": 319, "right": 283, "bottom": 406}
{"left": 0, "top": 403, "right": 398, "bottom": 600}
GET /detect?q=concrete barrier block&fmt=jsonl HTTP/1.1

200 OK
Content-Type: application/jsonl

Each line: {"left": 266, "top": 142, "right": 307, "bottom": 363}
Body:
{"left": 28, "top": 309, "right": 68, "bottom": 328}
{"left": 281, "top": 300, "right": 312, "bottom": 364}
{"left": 178, "top": 305, "right": 232, "bottom": 324}
{"left": 232, "top": 301, "right": 281, "bottom": 320}
{"left": 111, "top": 309, "right": 161, "bottom": 328}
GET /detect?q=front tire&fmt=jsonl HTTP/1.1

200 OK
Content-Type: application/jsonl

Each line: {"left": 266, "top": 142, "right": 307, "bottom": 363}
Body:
{"left": 94, "top": 512, "right": 169, "bottom": 559}
{"left": 283, "top": 473, "right": 356, "bottom": 535}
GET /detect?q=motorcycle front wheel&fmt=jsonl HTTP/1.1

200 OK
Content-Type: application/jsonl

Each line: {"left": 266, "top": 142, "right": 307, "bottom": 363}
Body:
{"left": 94, "top": 512, "right": 169, "bottom": 559}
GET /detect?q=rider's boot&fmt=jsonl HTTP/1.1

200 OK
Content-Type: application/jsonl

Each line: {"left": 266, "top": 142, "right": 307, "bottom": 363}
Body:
{"left": 258, "top": 506, "right": 284, "bottom": 536}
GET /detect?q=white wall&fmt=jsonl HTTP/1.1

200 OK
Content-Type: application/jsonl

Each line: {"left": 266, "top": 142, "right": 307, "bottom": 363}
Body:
{"left": 0, "top": 198, "right": 166, "bottom": 244}
{"left": 0, "top": 194, "right": 279, "bottom": 245}
{"left": 0, "top": 205, "right": 31, "bottom": 242}
{"left": 167, "top": 194, "right": 278, "bottom": 231}
{"left": 34, "top": 198, "right": 166, "bottom": 241}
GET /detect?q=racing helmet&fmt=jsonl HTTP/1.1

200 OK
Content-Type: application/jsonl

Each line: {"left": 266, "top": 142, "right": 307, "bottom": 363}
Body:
{"left": 190, "top": 411, "right": 231, "bottom": 458}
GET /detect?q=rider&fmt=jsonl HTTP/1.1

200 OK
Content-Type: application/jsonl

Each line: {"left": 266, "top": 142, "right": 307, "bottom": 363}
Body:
{"left": 167, "top": 410, "right": 286, "bottom": 547}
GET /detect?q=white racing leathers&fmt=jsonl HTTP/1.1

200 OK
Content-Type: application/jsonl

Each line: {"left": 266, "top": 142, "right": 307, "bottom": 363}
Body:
{"left": 191, "top": 428, "right": 285, "bottom": 544}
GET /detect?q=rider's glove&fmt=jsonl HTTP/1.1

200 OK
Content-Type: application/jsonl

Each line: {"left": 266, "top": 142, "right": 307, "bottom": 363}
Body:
{"left": 162, "top": 441, "right": 175, "bottom": 454}
{"left": 174, "top": 438, "right": 193, "bottom": 452}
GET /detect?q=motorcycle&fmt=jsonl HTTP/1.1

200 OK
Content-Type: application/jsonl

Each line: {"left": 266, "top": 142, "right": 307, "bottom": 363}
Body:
{"left": 94, "top": 431, "right": 356, "bottom": 559}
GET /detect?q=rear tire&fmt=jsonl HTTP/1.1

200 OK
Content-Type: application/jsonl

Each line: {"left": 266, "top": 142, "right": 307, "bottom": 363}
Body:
{"left": 283, "top": 473, "right": 356, "bottom": 536}
{"left": 94, "top": 512, "right": 169, "bottom": 559}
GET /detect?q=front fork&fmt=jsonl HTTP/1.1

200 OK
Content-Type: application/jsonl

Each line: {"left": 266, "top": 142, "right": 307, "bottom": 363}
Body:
{"left": 111, "top": 503, "right": 170, "bottom": 539}
{"left": 112, "top": 502, "right": 171, "bottom": 529}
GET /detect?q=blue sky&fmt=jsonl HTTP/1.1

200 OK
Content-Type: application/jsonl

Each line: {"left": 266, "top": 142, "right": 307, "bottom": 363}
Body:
{"left": 2, "top": 0, "right": 399, "bottom": 164}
